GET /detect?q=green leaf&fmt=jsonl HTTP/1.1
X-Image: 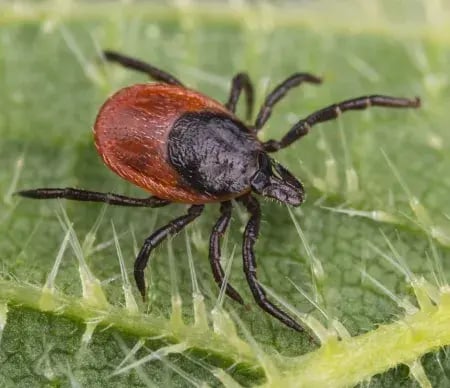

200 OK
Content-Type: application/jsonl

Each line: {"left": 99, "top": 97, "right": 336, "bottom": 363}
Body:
{"left": 1, "top": 1, "right": 450, "bottom": 387}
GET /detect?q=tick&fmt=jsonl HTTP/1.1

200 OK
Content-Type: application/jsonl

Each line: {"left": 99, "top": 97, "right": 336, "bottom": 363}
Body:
{"left": 18, "top": 50, "right": 420, "bottom": 333}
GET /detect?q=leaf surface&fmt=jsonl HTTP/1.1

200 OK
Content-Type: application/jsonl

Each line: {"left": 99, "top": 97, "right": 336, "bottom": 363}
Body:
{"left": 1, "top": 2, "right": 450, "bottom": 387}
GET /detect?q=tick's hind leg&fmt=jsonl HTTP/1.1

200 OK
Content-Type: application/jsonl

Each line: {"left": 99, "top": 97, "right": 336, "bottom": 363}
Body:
{"left": 103, "top": 50, "right": 184, "bottom": 86}
{"left": 134, "top": 205, "right": 204, "bottom": 300}
{"left": 209, "top": 201, "right": 244, "bottom": 305}
{"left": 16, "top": 187, "right": 170, "bottom": 207}
{"left": 264, "top": 94, "right": 420, "bottom": 152}
{"left": 225, "top": 73, "right": 254, "bottom": 121}
{"left": 239, "top": 195, "right": 306, "bottom": 333}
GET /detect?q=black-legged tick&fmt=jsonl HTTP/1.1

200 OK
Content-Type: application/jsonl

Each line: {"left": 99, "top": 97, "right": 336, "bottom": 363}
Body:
{"left": 18, "top": 50, "right": 420, "bottom": 332}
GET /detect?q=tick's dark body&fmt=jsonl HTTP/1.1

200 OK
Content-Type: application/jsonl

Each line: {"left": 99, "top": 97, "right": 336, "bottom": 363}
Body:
{"left": 18, "top": 50, "right": 420, "bottom": 337}
{"left": 94, "top": 83, "right": 261, "bottom": 204}
{"left": 169, "top": 111, "right": 262, "bottom": 196}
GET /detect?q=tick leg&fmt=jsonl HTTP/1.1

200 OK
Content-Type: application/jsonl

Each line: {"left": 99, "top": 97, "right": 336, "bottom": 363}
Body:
{"left": 225, "top": 73, "right": 254, "bottom": 121}
{"left": 103, "top": 50, "right": 184, "bottom": 86}
{"left": 239, "top": 195, "right": 305, "bottom": 333}
{"left": 209, "top": 201, "right": 244, "bottom": 305}
{"left": 264, "top": 95, "right": 421, "bottom": 152}
{"left": 255, "top": 73, "right": 322, "bottom": 131}
{"left": 16, "top": 187, "right": 170, "bottom": 207}
{"left": 134, "top": 204, "right": 204, "bottom": 300}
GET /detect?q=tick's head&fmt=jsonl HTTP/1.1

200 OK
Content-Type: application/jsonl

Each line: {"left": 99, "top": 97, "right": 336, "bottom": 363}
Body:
{"left": 250, "top": 153, "right": 305, "bottom": 206}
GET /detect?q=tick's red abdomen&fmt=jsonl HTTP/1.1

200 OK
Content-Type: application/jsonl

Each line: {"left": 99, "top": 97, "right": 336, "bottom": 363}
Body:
{"left": 94, "top": 83, "right": 240, "bottom": 204}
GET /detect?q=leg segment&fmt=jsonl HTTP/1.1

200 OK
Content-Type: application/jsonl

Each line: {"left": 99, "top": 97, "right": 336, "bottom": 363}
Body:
{"left": 255, "top": 73, "right": 322, "bottom": 131}
{"left": 134, "top": 205, "right": 204, "bottom": 300}
{"left": 103, "top": 50, "right": 184, "bottom": 86}
{"left": 16, "top": 187, "right": 170, "bottom": 207}
{"left": 209, "top": 201, "right": 244, "bottom": 305}
{"left": 264, "top": 95, "right": 421, "bottom": 152}
{"left": 239, "top": 195, "right": 304, "bottom": 332}
{"left": 225, "top": 73, "right": 254, "bottom": 121}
